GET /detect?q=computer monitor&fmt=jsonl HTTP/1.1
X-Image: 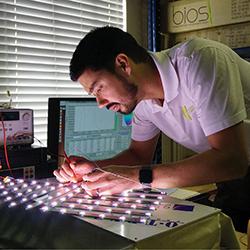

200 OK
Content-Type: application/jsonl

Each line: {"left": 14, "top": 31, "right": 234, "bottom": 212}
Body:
{"left": 47, "top": 97, "right": 132, "bottom": 167}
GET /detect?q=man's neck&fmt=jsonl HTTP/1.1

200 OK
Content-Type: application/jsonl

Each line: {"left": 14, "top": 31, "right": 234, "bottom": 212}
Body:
{"left": 136, "top": 59, "right": 164, "bottom": 101}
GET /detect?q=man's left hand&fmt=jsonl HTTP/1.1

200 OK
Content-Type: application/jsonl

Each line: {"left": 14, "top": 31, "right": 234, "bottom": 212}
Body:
{"left": 81, "top": 165, "right": 141, "bottom": 195}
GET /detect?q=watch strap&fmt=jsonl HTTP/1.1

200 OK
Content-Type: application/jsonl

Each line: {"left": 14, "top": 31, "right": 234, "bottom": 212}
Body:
{"left": 139, "top": 165, "right": 153, "bottom": 185}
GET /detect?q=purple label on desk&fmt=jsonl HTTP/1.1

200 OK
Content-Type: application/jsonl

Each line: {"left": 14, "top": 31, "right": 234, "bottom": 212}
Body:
{"left": 173, "top": 204, "right": 194, "bottom": 212}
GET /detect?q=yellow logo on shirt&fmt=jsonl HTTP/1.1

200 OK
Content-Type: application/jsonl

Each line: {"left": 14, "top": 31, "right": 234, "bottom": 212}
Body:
{"left": 181, "top": 105, "right": 194, "bottom": 120}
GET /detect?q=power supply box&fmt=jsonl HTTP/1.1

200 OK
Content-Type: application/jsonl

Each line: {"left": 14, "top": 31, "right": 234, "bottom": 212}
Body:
{"left": 0, "top": 109, "right": 33, "bottom": 146}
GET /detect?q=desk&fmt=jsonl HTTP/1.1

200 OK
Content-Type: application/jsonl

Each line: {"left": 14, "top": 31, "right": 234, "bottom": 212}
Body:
{"left": 137, "top": 213, "right": 240, "bottom": 249}
{"left": 184, "top": 183, "right": 217, "bottom": 193}
{"left": 169, "top": 185, "right": 240, "bottom": 249}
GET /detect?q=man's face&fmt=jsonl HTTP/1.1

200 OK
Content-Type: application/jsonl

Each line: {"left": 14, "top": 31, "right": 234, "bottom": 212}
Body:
{"left": 78, "top": 68, "right": 138, "bottom": 114}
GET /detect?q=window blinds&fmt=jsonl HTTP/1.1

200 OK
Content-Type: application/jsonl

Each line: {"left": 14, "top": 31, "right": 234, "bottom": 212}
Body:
{"left": 0, "top": 0, "right": 126, "bottom": 146}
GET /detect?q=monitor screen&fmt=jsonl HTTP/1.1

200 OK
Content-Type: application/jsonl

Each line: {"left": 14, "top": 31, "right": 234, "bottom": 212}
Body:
{"left": 47, "top": 97, "right": 132, "bottom": 167}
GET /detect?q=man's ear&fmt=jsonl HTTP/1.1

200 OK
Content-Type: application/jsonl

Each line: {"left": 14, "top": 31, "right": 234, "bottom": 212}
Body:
{"left": 115, "top": 53, "right": 131, "bottom": 75}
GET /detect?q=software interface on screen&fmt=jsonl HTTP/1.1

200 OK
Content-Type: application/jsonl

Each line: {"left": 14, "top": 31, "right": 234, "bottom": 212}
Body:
{"left": 58, "top": 100, "right": 132, "bottom": 166}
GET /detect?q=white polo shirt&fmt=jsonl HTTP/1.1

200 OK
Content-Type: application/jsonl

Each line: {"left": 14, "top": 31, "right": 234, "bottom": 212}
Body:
{"left": 132, "top": 38, "right": 250, "bottom": 153}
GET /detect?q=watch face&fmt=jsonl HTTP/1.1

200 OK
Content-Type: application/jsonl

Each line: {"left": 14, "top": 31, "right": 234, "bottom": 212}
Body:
{"left": 139, "top": 167, "right": 153, "bottom": 184}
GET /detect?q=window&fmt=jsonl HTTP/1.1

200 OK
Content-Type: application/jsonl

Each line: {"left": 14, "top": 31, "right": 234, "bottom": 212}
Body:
{"left": 0, "top": 0, "right": 126, "bottom": 146}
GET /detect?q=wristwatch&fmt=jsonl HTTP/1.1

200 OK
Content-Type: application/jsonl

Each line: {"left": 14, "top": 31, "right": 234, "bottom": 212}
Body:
{"left": 139, "top": 165, "right": 153, "bottom": 187}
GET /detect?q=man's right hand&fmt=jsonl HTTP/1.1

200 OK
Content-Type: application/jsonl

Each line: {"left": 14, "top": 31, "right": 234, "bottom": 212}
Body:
{"left": 53, "top": 155, "right": 95, "bottom": 183}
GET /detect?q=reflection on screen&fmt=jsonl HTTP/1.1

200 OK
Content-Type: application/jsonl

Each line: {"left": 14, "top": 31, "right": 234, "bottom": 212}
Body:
{"left": 58, "top": 100, "right": 131, "bottom": 164}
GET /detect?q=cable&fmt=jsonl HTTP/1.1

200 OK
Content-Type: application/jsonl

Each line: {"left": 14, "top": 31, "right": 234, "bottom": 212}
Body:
{"left": 33, "top": 136, "right": 44, "bottom": 147}
{"left": 1, "top": 120, "right": 12, "bottom": 175}
{"left": 0, "top": 90, "right": 12, "bottom": 109}
{"left": 6, "top": 90, "right": 12, "bottom": 109}
{"left": 33, "top": 136, "right": 65, "bottom": 160}
{"left": 93, "top": 162, "right": 157, "bottom": 191}
{"left": 73, "top": 146, "right": 164, "bottom": 193}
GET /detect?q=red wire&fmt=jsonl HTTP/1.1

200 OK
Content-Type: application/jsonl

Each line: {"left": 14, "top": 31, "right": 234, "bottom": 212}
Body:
{"left": 63, "top": 149, "right": 71, "bottom": 164}
{"left": 1, "top": 120, "right": 12, "bottom": 175}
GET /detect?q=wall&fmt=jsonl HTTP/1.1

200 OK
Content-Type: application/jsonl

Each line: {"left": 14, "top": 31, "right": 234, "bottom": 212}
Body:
{"left": 126, "top": 0, "right": 148, "bottom": 48}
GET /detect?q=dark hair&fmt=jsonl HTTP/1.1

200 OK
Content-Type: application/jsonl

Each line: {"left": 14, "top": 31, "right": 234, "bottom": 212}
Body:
{"left": 70, "top": 26, "right": 150, "bottom": 81}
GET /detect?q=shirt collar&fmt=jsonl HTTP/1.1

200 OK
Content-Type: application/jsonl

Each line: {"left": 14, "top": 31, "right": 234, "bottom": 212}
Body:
{"left": 149, "top": 50, "right": 179, "bottom": 105}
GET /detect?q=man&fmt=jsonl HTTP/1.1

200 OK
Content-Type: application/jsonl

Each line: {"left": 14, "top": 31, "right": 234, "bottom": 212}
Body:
{"left": 54, "top": 26, "right": 250, "bottom": 232}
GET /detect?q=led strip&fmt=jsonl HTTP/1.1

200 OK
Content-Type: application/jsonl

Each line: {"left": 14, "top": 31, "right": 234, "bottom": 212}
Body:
{"left": 0, "top": 178, "right": 167, "bottom": 224}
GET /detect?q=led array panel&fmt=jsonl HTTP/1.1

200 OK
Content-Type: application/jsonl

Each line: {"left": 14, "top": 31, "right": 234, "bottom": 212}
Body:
{"left": 0, "top": 178, "right": 167, "bottom": 224}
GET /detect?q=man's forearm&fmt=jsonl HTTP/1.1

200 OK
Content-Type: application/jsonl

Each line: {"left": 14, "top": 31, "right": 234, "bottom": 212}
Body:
{"left": 95, "top": 148, "right": 150, "bottom": 168}
{"left": 152, "top": 148, "right": 248, "bottom": 189}
{"left": 95, "top": 145, "right": 247, "bottom": 189}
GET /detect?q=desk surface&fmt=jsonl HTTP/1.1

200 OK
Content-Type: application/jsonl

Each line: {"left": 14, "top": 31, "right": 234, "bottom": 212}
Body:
{"left": 184, "top": 183, "right": 217, "bottom": 193}
{"left": 169, "top": 183, "right": 217, "bottom": 200}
